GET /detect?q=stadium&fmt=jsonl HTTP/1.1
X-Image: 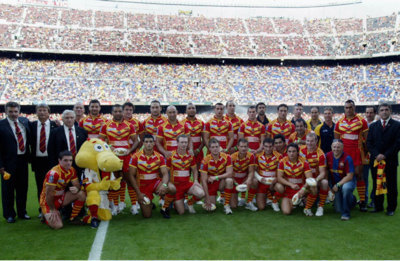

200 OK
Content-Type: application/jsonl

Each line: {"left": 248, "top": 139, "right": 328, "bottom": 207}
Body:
{"left": 1, "top": 0, "right": 400, "bottom": 260}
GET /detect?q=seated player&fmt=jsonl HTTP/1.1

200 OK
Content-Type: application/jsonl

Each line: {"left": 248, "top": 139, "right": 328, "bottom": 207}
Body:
{"left": 200, "top": 138, "right": 235, "bottom": 215}
{"left": 39, "top": 151, "right": 86, "bottom": 229}
{"left": 230, "top": 139, "right": 258, "bottom": 211}
{"left": 167, "top": 135, "right": 205, "bottom": 215}
{"left": 255, "top": 138, "right": 282, "bottom": 212}
{"left": 326, "top": 139, "right": 357, "bottom": 221}
{"left": 275, "top": 143, "right": 314, "bottom": 215}
{"left": 126, "top": 134, "right": 176, "bottom": 219}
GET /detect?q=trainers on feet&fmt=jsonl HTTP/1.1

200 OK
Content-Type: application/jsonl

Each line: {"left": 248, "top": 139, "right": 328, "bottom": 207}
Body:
{"left": 160, "top": 208, "right": 170, "bottom": 219}
{"left": 118, "top": 202, "right": 126, "bottom": 212}
{"left": 130, "top": 204, "right": 139, "bottom": 215}
{"left": 315, "top": 206, "right": 324, "bottom": 217}
{"left": 303, "top": 208, "right": 313, "bottom": 217}
{"left": 188, "top": 205, "right": 196, "bottom": 214}
{"left": 91, "top": 218, "right": 100, "bottom": 229}
{"left": 238, "top": 198, "right": 246, "bottom": 207}
{"left": 224, "top": 205, "right": 233, "bottom": 215}
{"left": 271, "top": 202, "right": 280, "bottom": 212}
{"left": 245, "top": 202, "right": 258, "bottom": 211}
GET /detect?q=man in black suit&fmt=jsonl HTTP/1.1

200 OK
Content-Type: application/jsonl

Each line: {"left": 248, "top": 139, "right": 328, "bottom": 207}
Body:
{"left": 0, "top": 102, "right": 31, "bottom": 223}
{"left": 48, "top": 110, "right": 88, "bottom": 180}
{"left": 30, "top": 103, "right": 58, "bottom": 217}
{"left": 367, "top": 103, "right": 400, "bottom": 216}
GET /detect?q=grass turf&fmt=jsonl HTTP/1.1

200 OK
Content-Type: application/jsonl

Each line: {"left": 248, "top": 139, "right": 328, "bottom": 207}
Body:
{"left": 1, "top": 164, "right": 400, "bottom": 260}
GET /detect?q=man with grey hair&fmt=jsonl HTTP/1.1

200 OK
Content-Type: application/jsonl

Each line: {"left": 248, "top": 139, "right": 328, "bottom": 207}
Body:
{"left": 30, "top": 103, "right": 58, "bottom": 217}
{"left": 48, "top": 110, "right": 87, "bottom": 175}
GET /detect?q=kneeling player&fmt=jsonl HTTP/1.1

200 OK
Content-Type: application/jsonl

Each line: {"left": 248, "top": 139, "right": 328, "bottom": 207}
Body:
{"left": 230, "top": 139, "right": 258, "bottom": 211}
{"left": 126, "top": 134, "right": 176, "bottom": 219}
{"left": 255, "top": 138, "right": 282, "bottom": 212}
{"left": 200, "top": 138, "right": 235, "bottom": 214}
{"left": 40, "top": 151, "right": 86, "bottom": 229}
{"left": 167, "top": 135, "right": 205, "bottom": 214}
{"left": 275, "top": 143, "right": 314, "bottom": 215}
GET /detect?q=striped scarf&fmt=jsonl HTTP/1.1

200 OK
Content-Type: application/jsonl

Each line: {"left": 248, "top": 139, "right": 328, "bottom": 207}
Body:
{"left": 373, "top": 159, "right": 387, "bottom": 195}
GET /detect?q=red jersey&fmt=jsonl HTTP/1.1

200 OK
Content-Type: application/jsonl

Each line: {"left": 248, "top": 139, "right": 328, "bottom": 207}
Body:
{"left": 200, "top": 153, "right": 232, "bottom": 176}
{"left": 238, "top": 120, "right": 266, "bottom": 150}
{"left": 267, "top": 119, "right": 295, "bottom": 143}
{"left": 167, "top": 151, "right": 196, "bottom": 183}
{"left": 79, "top": 115, "right": 107, "bottom": 139}
{"left": 334, "top": 114, "right": 368, "bottom": 149}
{"left": 299, "top": 146, "right": 326, "bottom": 178}
{"left": 99, "top": 120, "right": 136, "bottom": 150}
{"left": 157, "top": 120, "right": 189, "bottom": 152}
{"left": 125, "top": 117, "right": 143, "bottom": 135}
{"left": 231, "top": 151, "right": 256, "bottom": 179}
{"left": 256, "top": 151, "right": 282, "bottom": 178}
{"left": 142, "top": 115, "right": 167, "bottom": 138}
{"left": 224, "top": 114, "right": 244, "bottom": 147}
{"left": 288, "top": 129, "right": 310, "bottom": 145}
{"left": 278, "top": 156, "right": 311, "bottom": 185}
{"left": 182, "top": 117, "right": 204, "bottom": 151}
{"left": 203, "top": 116, "right": 233, "bottom": 150}
{"left": 39, "top": 164, "right": 78, "bottom": 212}
{"left": 129, "top": 150, "right": 166, "bottom": 182}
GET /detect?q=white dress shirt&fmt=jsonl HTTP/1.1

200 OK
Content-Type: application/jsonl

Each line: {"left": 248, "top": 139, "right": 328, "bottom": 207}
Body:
{"left": 63, "top": 125, "right": 77, "bottom": 151}
{"left": 7, "top": 117, "right": 26, "bottom": 155}
{"left": 36, "top": 120, "right": 50, "bottom": 157}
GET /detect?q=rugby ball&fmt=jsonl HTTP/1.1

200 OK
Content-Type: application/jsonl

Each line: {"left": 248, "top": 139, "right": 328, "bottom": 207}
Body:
{"left": 114, "top": 148, "right": 128, "bottom": 156}
{"left": 292, "top": 192, "right": 302, "bottom": 206}
{"left": 143, "top": 196, "right": 151, "bottom": 205}
{"left": 254, "top": 172, "right": 273, "bottom": 185}
{"left": 235, "top": 184, "right": 248, "bottom": 192}
{"left": 202, "top": 203, "right": 216, "bottom": 211}
{"left": 306, "top": 178, "right": 317, "bottom": 187}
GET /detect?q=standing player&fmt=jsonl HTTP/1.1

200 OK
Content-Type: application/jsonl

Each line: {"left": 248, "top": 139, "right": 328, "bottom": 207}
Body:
{"left": 256, "top": 102, "right": 269, "bottom": 126}
{"left": 167, "top": 135, "right": 205, "bottom": 214}
{"left": 225, "top": 101, "right": 243, "bottom": 154}
{"left": 314, "top": 107, "right": 335, "bottom": 154}
{"left": 299, "top": 133, "right": 329, "bottom": 216}
{"left": 200, "top": 138, "right": 234, "bottom": 215}
{"left": 141, "top": 100, "right": 167, "bottom": 150}
{"left": 275, "top": 144, "right": 314, "bottom": 215}
{"left": 255, "top": 138, "right": 282, "bottom": 212}
{"left": 238, "top": 106, "right": 266, "bottom": 154}
{"left": 156, "top": 105, "right": 191, "bottom": 159}
{"left": 288, "top": 119, "right": 310, "bottom": 146}
{"left": 79, "top": 99, "right": 106, "bottom": 139}
{"left": 182, "top": 103, "right": 204, "bottom": 168}
{"left": 203, "top": 103, "right": 234, "bottom": 153}
{"left": 307, "top": 106, "right": 322, "bottom": 131}
{"left": 267, "top": 104, "right": 295, "bottom": 144}
{"left": 126, "top": 134, "right": 176, "bottom": 219}
{"left": 230, "top": 139, "right": 258, "bottom": 211}
{"left": 363, "top": 106, "right": 376, "bottom": 208}
{"left": 334, "top": 100, "right": 369, "bottom": 211}
{"left": 291, "top": 103, "right": 304, "bottom": 125}
{"left": 99, "top": 104, "right": 139, "bottom": 215}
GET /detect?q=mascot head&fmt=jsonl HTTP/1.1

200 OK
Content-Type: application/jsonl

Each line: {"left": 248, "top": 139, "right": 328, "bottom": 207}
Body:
{"left": 75, "top": 138, "right": 123, "bottom": 172}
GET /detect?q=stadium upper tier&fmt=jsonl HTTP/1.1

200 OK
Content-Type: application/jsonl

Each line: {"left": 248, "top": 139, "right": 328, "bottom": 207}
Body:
{"left": 0, "top": 58, "right": 398, "bottom": 105}
{"left": 0, "top": 4, "right": 400, "bottom": 59}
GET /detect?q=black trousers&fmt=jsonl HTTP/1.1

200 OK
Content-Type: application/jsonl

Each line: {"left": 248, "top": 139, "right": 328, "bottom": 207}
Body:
{"left": 371, "top": 162, "right": 398, "bottom": 212}
{"left": 1, "top": 155, "right": 29, "bottom": 219}
{"left": 32, "top": 156, "right": 51, "bottom": 208}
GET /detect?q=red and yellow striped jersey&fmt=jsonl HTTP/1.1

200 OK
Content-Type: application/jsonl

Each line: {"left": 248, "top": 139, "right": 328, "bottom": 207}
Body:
{"left": 167, "top": 151, "right": 196, "bottom": 183}
{"left": 266, "top": 119, "right": 295, "bottom": 143}
{"left": 200, "top": 153, "right": 232, "bottom": 176}
{"left": 157, "top": 120, "right": 189, "bottom": 152}
{"left": 99, "top": 120, "right": 136, "bottom": 150}
{"left": 334, "top": 114, "right": 368, "bottom": 149}
{"left": 278, "top": 156, "right": 311, "bottom": 185}
{"left": 231, "top": 151, "right": 255, "bottom": 178}
{"left": 125, "top": 117, "right": 143, "bottom": 135}
{"left": 182, "top": 117, "right": 204, "bottom": 151}
{"left": 288, "top": 129, "right": 310, "bottom": 145}
{"left": 203, "top": 116, "right": 233, "bottom": 150}
{"left": 255, "top": 151, "right": 282, "bottom": 178}
{"left": 79, "top": 115, "right": 107, "bottom": 139}
{"left": 238, "top": 120, "right": 266, "bottom": 150}
{"left": 299, "top": 147, "right": 326, "bottom": 178}
{"left": 142, "top": 115, "right": 167, "bottom": 137}
{"left": 129, "top": 150, "right": 166, "bottom": 181}
{"left": 224, "top": 114, "right": 244, "bottom": 147}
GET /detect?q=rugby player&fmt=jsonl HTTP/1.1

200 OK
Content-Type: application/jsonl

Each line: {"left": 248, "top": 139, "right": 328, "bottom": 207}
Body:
{"left": 306, "top": 106, "right": 322, "bottom": 131}
{"left": 238, "top": 105, "right": 266, "bottom": 154}
{"left": 288, "top": 118, "right": 310, "bottom": 146}
{"left": 141, "top": 100, "right": 167, "bottom": 151}
{"left": 267, "top": 104, "right": 295, "bottom": 143}
{"left": 224, "top": 101, "right": 244, "bottom": 154}
{"left": 79, "top": 99, "right": 106, "bottom": 139}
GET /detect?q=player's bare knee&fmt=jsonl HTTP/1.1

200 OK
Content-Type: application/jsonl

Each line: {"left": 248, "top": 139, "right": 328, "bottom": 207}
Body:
{"left": 77, "top": 191, "right": 86, "bottom": 201}
{"left": 194, "top": 189, "right": 205, "bottom": 199}
{"left": 168, "top": 184, "right": 176, "bottom": 195}
{"left": 225, "top": 178, "right": 234, "bottom": 188}
{"left": 320, "top": 179, "right": 329, "bottom": 189}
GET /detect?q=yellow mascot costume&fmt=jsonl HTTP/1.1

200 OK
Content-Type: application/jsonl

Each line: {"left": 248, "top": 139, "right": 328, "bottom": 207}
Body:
{"left": 75, "top": 138, "right": 123, "bottom": 226}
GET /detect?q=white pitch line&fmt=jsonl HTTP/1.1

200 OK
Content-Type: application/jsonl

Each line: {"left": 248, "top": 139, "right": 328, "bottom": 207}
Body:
{"left": 88, "top": 220, "right": 109, "bottom": 260}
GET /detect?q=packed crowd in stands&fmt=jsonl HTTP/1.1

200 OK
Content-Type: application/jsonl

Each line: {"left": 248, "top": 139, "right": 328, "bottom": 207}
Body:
{"left": 0, "top": 4, "right": 399, "bottom": 58}
{"left": 0, "top": 58, "right": 399, "bottom": 104}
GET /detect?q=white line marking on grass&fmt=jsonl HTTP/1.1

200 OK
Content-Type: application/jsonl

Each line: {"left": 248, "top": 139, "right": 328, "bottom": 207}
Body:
{"left": 88, "top": 220, "right": 109, "bottom": 260}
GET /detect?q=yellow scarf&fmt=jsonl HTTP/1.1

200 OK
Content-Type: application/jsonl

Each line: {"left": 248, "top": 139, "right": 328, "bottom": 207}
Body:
{"left": 373, "top": 159, "right": 387, "bottom": 195}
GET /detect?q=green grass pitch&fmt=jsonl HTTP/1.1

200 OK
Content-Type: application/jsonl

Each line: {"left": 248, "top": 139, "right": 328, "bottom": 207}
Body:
{"left": 1, "top": 164, "right": 400, "bottom": 260}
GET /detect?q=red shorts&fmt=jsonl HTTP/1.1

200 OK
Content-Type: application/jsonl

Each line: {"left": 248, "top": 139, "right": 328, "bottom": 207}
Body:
{"left": 41, "top": 193, "right": 65, "bottom": 215}
{"left": 139, "top": 179, "right": 161, "bottom": 200}
{"left": 207, "top": 180, "right": 221, "bottom": 196}
{"left": 174, "top": 180, "right": 194, "bottom": 200}
{"left": 118, "top": 155, "right": 131, "bottom": 173}
{"left": 344, "top": 147, "right": 362, "bottom": 167}
{"left": 284, "top": 184, "right": 304, "bottom": 199}
{"left": 257, "top": 183, "right": 272, "bottom": 194}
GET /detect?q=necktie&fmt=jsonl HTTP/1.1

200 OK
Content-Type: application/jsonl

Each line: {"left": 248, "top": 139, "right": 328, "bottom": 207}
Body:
{"left": 69, "top": 128, "right": 76, "bottom": 156}
{"left": 39, "top": 123, "right": 46, "bottom": 153}
{"left": 14, "top": 121, "right": 25, "bottom": 152}
{"left": 382, "top": 120, "right": 386, "bottom": 129}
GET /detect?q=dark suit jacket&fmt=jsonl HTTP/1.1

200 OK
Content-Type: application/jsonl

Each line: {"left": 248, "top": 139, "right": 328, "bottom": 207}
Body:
{"left": 47, "top": 125, "right": 88, "bottom": 168}
{"left": 367, "top": 118, "right": 400, "bottom": 166}
{"left": 0, "top": 117, "right": 31, "bottom": 173}
{"left": 30, "top": 120, "right": 58, "bottom": 171}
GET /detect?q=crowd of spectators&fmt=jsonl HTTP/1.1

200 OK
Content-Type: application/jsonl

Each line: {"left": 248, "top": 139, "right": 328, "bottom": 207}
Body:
{"left": 0, "top": 58, "right": 399, "bottom": 104}
{"left": 0, "top": 4, "right": 399, "bottom": 58}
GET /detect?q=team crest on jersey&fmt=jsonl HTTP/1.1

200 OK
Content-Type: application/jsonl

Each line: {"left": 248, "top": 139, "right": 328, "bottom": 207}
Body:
{"left": 258, "top": 159, "right": 266, "bottom": 164}
{"left": 339, "top": 162, "right": 344, "bottom": 168}
{"left": 208, "top": 166, "right": 216, "bottom": 170}
{"left": 284, "top": 166, "right": 291, "bottom": 170}
{"left": 172, "top": 159, "right": 182, "bottom": 163}
{"left": 58, "top": 179, "right": 64, "bottom": 184}
{"left": 138, "top": 160, "right": 146, "bottom": 165}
